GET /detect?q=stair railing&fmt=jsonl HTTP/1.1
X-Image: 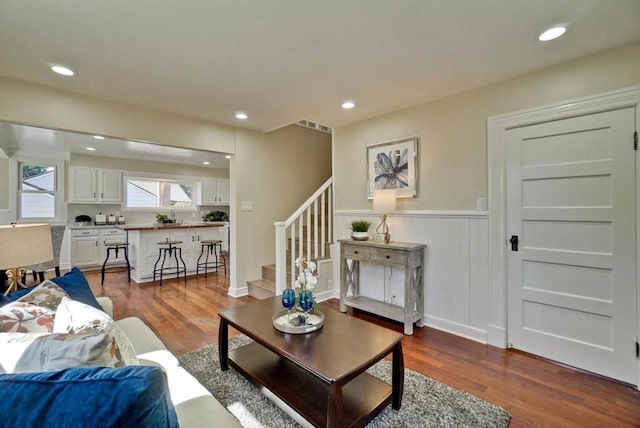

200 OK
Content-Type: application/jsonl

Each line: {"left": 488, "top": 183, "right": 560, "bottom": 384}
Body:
{"left": 274, "top": 177, "right": 332, "bottom": 295}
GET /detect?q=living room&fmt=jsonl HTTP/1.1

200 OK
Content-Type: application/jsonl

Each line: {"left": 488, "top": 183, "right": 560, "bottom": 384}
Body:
{"left": 1, "top": 1, "right": 640, "bottom": 426}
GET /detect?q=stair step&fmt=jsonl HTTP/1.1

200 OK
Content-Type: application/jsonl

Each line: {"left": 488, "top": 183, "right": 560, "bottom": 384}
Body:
{"left": 247, "top": 279, "right": 275, "bottom": 299}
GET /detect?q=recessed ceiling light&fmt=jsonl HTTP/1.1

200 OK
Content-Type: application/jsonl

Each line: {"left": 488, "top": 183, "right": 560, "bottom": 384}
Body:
{"left": 86, "top": 147, "right": 96, "bottom": 151}
{"left": 235, "top": 112, "right": 248, "bottom": 120}
{"left": 225, "top": 155, "right": 232, "bottom": 159}
{"left": 51, "top": 65, "right": 75, "bottom": 76}
{"left": 538, "top": 26, "right": 567, "bottom": 42}
{"left": 342, "top": 101, "right": 355, "bottom": 109}
{"left": 93, "top": 135, "right": 105, "bottom": 140}
{"left": 203, "top": 161, "right": 210, "bottom": 165}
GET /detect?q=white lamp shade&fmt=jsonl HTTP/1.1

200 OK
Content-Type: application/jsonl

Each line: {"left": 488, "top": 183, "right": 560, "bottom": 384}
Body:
{"left": 373, "top": 189, "right": 397, "bottom": 214}
{"left": 0, "top": 223, "right": 53, "bottom": 269}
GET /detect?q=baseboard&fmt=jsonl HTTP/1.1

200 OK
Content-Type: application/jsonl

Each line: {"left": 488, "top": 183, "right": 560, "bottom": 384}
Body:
{"left": 424, "top": 315, "right": 487, "bottom": 344}
{"left": 487, "top": 324, "right": 507, "bottom": 348}
{"left": 228, "top": 285, "right": 248, "bottom": 298}
{"left": 313, "top": 289, "right": 335, "bottom": 302}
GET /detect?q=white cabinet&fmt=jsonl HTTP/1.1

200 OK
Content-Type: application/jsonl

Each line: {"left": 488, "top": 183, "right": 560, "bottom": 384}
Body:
{"left": 200, "top": 179, "right": 229, "bottom": 205}
{"left": 219, "top": 224, "right": 229, "bottom": 252}
{"left": 69, "top": 167, "right": 122, "bottom": 203}
{"left": 70, "top": 227, "right": 127, "bottom": 268}
{"left": 70, "top": 229, "right": 100, "bottom": 267}
{"left": 99, "top": 170, "right": 123, "bottom": 202}
{"left": 128, "top": 226, "right": 223, "bottom": 282}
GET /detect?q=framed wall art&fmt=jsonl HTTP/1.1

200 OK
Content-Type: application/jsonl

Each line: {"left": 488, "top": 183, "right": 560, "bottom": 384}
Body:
{"left": 367, "top": 137, "right": 418, "bottom": 199}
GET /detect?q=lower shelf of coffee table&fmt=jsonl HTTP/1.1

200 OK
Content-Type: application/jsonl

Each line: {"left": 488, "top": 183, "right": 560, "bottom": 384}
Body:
{"left": 228, "top": 342, "right": 392, "bottom": 428}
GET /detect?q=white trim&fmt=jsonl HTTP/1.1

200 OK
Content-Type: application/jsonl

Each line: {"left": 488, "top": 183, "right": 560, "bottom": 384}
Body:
{"left": 227, "top": 285, "right": 248, "bottom": 298}
{"left": 487, "top": 85, "right": 640, "bottom": 351}
{"left": 636, "top": 101, "right": 640, "bottom": 389}
{"left": 312, "top": 289, "right": 335, "bottom": 303}
{"left": 11, "top": 155, "right": 67, "bottom": 224}
{"left": 335, "top": 209, "right": 487, "bottom": 218}
{"left": 424, "top": 315, "right": 487, "bottom": 344}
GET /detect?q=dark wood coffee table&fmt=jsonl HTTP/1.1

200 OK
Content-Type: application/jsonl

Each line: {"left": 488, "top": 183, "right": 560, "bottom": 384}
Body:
{"left": 218, "top": 297, "right": 404, "bottom": 428}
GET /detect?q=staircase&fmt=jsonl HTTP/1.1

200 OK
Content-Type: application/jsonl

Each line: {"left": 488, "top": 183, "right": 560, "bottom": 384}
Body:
{"left": 247, "top": 178, "right": 333, "bottom": 298}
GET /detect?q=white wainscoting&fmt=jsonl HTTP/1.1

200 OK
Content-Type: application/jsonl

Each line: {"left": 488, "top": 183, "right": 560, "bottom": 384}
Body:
{"left": 334, "top": 210, "right": 490, "bottom": 343}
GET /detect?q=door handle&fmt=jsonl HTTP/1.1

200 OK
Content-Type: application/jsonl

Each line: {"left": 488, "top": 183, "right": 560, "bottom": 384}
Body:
{"left": 510, "top": 235, "right": 519, "bottom": 251}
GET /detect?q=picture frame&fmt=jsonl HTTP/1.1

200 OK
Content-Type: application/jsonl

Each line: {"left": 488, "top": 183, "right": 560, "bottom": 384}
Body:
{"left": 367, "top": 137, "right": 418, "bottom": 199}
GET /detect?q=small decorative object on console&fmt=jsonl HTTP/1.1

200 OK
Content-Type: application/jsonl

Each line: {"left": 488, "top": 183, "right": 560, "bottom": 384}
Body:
{"left": 350, "top": 220, "right": 371, "bottom": 241}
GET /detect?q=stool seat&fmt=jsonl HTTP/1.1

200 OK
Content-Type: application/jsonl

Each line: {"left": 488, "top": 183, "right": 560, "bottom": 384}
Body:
{"left": 153, "top": 241, "right": 187, "bottom": 286}
{"left": 101, "top": 241, "right": 132, "bottom": 285}
{"left": 105, "top": 242, "right": 129, "bottom": 247}
{"left": 196, "top": 240, "right": 226, "bottom": 278}
{"left": 157, "top": 240, "right": 183, "bottom": 246}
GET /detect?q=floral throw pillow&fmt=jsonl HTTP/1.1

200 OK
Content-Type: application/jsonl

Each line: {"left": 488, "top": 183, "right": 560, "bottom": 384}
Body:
{"left": 16, "top": 280, "right": 69, "bottom": 311}
{"left": 0, "top": 302, "right": 55, "bottom": 333}
{"left": 54, "top": 297, "right": 138, "bottom": 366}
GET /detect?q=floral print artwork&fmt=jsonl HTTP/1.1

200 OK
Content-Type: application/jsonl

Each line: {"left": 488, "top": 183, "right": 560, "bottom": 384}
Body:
{"left": 374, "top": 148, "right": 409, "bottom": 189}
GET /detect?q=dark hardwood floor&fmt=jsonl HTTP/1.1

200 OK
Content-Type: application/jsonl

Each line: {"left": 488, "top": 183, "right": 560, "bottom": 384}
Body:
{"left": 80, "top": 269, "right": 640, "bottom": 427}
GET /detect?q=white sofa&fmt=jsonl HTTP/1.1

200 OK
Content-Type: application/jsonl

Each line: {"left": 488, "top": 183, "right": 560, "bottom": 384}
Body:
{"left": 97, "top": 297, "right": 241, "bottom": 428}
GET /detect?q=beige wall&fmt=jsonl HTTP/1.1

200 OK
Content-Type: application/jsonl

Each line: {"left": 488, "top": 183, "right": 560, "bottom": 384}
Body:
{"left": 70, "top": 153, "right": 228, "bottom": 179}
{"left": 232, "top": 125, "right": 332, "bottom": 291}
{"left": 0, "top": 76, "right": 235, "bottom": 154}
{"left": 334, "top": 41, "right": 640, "bottom": 211}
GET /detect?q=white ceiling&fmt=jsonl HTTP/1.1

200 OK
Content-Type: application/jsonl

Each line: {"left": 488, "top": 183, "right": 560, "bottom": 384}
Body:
{"left": 0, "top": 0, "right": 639, "bottom": 134}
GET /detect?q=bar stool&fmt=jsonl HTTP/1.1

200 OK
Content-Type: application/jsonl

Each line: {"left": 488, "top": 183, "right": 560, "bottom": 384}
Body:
{"left": 153, "top": 240, "right": 187, "bottom": 286}
{"left": 101, "top": 242, "right": 132, "bottom": 285}
{"left": 196, "top": 239, "right": 226, "bottom": 278}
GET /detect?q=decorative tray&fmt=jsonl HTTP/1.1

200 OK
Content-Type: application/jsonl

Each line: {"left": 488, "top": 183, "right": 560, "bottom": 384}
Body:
{"left": 272, "top": 309, "right": 325, "bottom": 334}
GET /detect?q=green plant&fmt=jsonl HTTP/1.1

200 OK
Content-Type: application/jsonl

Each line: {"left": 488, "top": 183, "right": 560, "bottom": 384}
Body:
{"left": 155, "top": 213, "right": 169, "bottom": 222}
{"left": 74, "top": 214, "right": 92, "bottom": 223}
{"left": 202, "top": 210, "right": 229, "bottom": 222}
{"left": 351, "top": 220, "right": 371, "bottom": 232}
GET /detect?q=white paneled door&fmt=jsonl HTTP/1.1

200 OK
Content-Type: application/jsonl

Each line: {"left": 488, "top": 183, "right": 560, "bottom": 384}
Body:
{"left": 506, "top": 107, "right": 637, "bottom": 384}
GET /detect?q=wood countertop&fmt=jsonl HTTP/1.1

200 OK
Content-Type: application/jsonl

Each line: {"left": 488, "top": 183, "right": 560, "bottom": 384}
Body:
{"left": 118, "top": 222, "right": 226, "bottom": 231}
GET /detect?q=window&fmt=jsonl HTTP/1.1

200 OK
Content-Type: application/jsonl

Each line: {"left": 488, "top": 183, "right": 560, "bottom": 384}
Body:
{"left": 19, "top": 162, "right": 57, "bottom": 219}
{"left": 125, "top": 178, "right": 194, "bottom": 209}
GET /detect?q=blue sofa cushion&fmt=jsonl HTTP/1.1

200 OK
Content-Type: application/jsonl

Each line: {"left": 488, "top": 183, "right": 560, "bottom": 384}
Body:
{"left": 0, "top": 366, "right": 178, "bottom": 428}
{"left": 0, "top": 267, "right": 101, "bottom": 311}
{"left": 50, "top": 267, "right": 102, "bottom": 310}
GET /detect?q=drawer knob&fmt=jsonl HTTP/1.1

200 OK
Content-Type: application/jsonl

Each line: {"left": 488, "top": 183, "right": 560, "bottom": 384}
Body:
{"left": 354, "top": 251, "right": 358, "bottom": 254}
{"left": 385, "top": 255, "right": 390, "bottom": 259}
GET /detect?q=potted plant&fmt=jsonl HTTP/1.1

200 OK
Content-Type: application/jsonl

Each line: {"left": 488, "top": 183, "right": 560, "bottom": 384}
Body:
{"left": 202, "top": 210, "right": 229, "bottom": 222}
{"left": 74, "top": 214, "right": 92, "bottom": 226}
{"left": 155, "top": 213, "right": 172, "bottom": 224}
{"left": 350, "top": 220, "right": 371, "bottom": 241}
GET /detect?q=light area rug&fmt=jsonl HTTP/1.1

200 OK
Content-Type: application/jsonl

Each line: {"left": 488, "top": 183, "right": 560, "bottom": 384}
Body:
{"left": 177, "top": 335, "right": 511, "bottom": 428}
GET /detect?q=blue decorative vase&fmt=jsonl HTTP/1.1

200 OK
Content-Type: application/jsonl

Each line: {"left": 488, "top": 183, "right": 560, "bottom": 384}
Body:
{"left": 282, "top": 288, "right": 296, "bottom": 310}
{"left": 299, "top": 289, "right": 313, "bottom": 312}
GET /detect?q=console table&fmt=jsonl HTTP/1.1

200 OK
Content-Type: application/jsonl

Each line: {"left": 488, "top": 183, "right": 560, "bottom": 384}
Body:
{"left": 339, "top": 239, "right": 425, "bottom": 335}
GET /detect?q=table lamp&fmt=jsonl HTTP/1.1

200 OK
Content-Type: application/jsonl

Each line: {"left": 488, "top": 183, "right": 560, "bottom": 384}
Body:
{"left": 373, "top": 189, "right": 397, "bottom": 244}
{"left": 0, "top": 223, "right": 53, "bottom": 295}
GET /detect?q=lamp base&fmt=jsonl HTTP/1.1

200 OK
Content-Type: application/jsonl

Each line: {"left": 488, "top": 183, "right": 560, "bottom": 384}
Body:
{"left": 376, "top": 215, "right": 391, "bottom": 244}
{"left": 4, "top": 267, "right": 27, "bottom": 295}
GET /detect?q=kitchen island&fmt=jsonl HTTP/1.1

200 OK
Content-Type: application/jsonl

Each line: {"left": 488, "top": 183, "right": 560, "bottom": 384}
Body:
{"left": 122, "top": 222, "right": 229, "bottom": 283}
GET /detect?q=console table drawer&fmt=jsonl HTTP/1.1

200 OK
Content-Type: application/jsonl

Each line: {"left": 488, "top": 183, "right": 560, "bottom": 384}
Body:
{"left": 370, "top": 248, "right": 405, "bottom": 264}
{"left": 343, "top": 245, "right": 370, "bottom": 260}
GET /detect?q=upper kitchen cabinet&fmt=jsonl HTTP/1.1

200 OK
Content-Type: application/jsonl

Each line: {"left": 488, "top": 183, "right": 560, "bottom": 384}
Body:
{"left": 69, "top": 167, "right": 122, "bottom": 203}
{"left": 199, "top": 178, "right": 229, "bottom": 205}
